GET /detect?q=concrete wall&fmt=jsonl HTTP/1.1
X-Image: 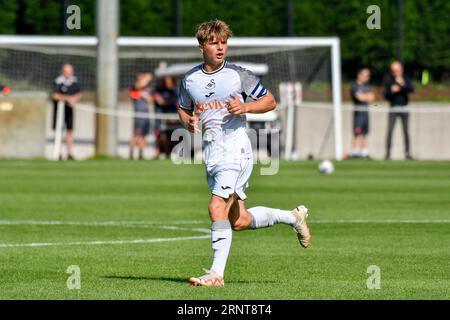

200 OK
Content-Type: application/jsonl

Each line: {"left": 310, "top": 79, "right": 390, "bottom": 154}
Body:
{"left": 43, "top": 101, "right": 450, "bottom": 161}
{"left": 0, "top": 93, "right": 47, "bottom": 159}
{"left": 295, "top": 102, "right": 450, "bottom": 160}
{"left": 44, "top": 102, "right": 158, "bottom": 160}
{"left": 2, "top": 95, "right": 447, "bottom": 160}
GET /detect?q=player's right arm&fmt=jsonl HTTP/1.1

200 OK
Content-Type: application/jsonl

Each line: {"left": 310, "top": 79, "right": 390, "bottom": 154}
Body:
{"left": 177, "top": 76, "right": 200, "bottom": 133}
{"left": 178, "top": 107, "right": 199, "bottom": 133}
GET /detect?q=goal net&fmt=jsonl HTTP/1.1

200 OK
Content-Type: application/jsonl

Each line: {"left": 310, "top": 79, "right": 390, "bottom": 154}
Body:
{"left": 0, "top": 36, "right": 342, "bottom": 160}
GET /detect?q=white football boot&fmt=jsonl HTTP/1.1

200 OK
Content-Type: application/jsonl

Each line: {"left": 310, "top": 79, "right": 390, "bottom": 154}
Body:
{"left": 189, "top": 269, "right": 224, "bottom": 287}
{"left": 292, "top": 205, "right": 311, "bottom": 248}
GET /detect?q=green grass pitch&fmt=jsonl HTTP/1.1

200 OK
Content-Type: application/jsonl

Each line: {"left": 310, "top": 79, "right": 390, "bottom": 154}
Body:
{"left": 0, "top": 159, "right": 448, "bottom": 299}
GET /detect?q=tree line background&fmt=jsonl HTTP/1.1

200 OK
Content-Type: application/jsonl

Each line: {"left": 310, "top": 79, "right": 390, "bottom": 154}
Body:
{"left": 0, "top": 0, "right": 448, "bottom": 82}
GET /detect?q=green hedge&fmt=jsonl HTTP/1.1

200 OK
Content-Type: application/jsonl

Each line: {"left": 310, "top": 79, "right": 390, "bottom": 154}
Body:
{"left": 1, "top": 0, "right": 448, "bottom": 81}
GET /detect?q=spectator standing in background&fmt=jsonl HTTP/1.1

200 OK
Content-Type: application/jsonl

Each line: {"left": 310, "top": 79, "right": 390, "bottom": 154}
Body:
{"left": 51, "top": 63, "right": 81, "bottom": 160}
{"left": 384, "top": 60, "right": 414, "bottom": 160}
{"left": 349, "top": 67, "right": 375, "bottom": 159}
{"left": 153, "top": 76, "right": 182, "bottom": 158}
{"left": 129, "top": 72, "right": 153, "bottom": 160}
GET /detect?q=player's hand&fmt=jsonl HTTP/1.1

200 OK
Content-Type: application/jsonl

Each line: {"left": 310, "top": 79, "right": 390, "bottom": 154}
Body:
{"left": 225, "top": 94, "right": 248, "bottom": 115}
{"left": 187, "top": 109, "right": 201, "bottom": 133}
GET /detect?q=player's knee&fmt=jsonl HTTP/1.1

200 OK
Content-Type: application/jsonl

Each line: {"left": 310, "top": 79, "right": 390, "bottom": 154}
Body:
{"left": 208, "top": 202, "right": 226, "bottom": 220}
{"left": 231, "top": 222, "right": 244, "bottom": 231}
{"left": 231, "top": 217, "right": 252, "bottom": 231}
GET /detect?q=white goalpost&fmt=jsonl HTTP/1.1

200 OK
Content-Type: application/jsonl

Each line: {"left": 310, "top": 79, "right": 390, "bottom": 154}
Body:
{"left": 0, "top": 35, "right": 343, "bottom": 160}
{"left": 52, "top": 100, "right": 65, "bottom": 161}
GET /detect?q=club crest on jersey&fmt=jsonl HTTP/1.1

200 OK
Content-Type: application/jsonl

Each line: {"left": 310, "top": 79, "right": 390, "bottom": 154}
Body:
{"left": 205, "top": 79, "right": 215, "bottom": 90}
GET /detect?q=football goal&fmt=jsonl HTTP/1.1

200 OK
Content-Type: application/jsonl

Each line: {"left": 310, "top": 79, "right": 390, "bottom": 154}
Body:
{"left": 0, "top": 35, "right": 342, "bottom": 160}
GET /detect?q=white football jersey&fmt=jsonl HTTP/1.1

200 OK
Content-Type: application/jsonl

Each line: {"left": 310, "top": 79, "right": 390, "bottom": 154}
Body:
{"left": 178, "top": 61, "right": 269, "bottom": 164}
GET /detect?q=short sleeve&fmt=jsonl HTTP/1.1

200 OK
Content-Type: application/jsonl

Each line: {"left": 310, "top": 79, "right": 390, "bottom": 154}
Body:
{"left": 350, "top": 82, "right": 359, "bottom": 98}
{"left": 72, "top": 81, "right": 81, "bottom": 94}
{"left": 237, "top": 67, "right": 268, "bottom": 100}
{"left": 177, "top": 77, "right": 193, "bottom": 111}
{"left": 52, "top": 79, "right": 59, "bottom": 93}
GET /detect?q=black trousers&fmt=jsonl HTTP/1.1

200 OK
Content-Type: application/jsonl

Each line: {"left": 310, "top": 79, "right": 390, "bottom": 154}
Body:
{"left": 386, "top": 111, "right": 410, "bottom": 157}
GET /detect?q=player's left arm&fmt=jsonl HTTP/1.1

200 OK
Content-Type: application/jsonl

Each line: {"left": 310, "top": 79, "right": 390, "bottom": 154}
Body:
{"left": 229, "top": 67, "right": 277, "bottom": 115}
{"left": 226, "top": 92, "right": 276, "bottom": 115}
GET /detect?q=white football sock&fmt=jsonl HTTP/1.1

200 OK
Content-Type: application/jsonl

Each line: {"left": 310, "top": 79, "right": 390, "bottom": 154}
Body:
{"left": 210, "top": 220, "right": 232, "bottom": 278}
{"left": 247, "top": 206, "right": 296, "bottom": 229}
{"left": 361, "top": 148, "right": 369, "bottom": 157}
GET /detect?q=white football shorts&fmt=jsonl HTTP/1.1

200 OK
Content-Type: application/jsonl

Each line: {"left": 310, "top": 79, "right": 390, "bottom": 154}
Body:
{"left": 206, "top": 157, "right": 253, "bottom": 200}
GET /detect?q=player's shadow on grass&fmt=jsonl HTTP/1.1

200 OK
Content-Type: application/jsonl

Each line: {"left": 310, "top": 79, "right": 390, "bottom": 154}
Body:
{"left": 103, "top": 275, "right": 279, "bottom": 284}
{"left": 102, "top": 275, "right": 187, "bottom": 284}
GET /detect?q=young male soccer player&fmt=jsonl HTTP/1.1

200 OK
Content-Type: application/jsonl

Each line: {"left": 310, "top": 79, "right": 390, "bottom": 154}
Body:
{"left": 177, "top": 20, "right": 311, "bottom": 287}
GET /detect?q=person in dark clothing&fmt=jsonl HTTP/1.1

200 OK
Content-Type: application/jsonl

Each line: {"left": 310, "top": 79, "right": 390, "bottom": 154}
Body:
{"left": 129, "top": 72, "right": 153, "bottom": 160}
{"left": 153, "top": 76, "right": 182, "bottom": 158}
{"left": 384, "top": 60, "right": 414, "bottom": 160}
{"left": 350, "top": 67, "right": 375, "bottom": 159}
{"left": 51, "top": 64, "right": 81, "bottom": 160}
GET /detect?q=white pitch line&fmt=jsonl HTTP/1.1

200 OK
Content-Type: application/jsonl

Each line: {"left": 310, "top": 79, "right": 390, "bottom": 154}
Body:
{"left": 0, "top": 220, "right": 206, "bottom": 226}
{"left": 0, "top": 221, "right": 211, "bottom": 249}
{"left": 0, "top": 235, "right": 210, "bottom": 249}
{"left": 309, "top": 220, "right": 450, "bottom": 224}
{"left": 0, "top": 219, "right": 449, "bottom": 227}
{"left": 0, "top": 219, "right": 448, "bottom": 249}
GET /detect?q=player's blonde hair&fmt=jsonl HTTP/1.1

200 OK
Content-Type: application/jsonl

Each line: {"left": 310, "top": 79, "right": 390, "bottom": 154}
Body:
{"left": 196, "top": 19, "right": 233, "bottom": 45}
